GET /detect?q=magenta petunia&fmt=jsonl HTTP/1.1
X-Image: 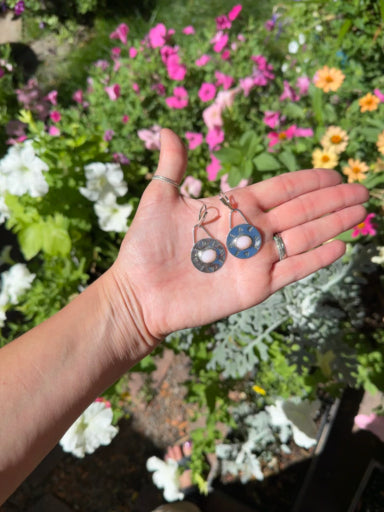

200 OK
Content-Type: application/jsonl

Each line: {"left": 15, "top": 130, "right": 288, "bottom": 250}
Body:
{"left": 221, "top": 50, "right": 231, "bottom": 60}
{"left": 352, "top": 213, "right": 377, "bottom": 238}
{"left": 122, "top": 115, "right": 130, "bottom": 124}
{"left": 45, "top": 90, "right": 58, "bottom": 105}
{"left": 105, "top": 84, "right": 121, "bottom": 101}
{"left": 263, "top": 111, "right": 280, "bottom": 129}
{"left": 199, "top": 82, "right": 216, "bottom": 102}
{"left": 228, "top": 4, "right": 242, "bottom": 21}
{"left": 280, "top": 80, "right": 300, "bottom": 102}
{"left": 48, "top": 126, "right": 60, "bottom": 136}
{"left": 182, "top": 26, "right": 195, "bottom": 35}
{"left": 206, "top": 127, "right": 224, "bottom": 150}
{"left": 72, "top": 89, "right": 83, "bottom": 104}
{"left": 296, "top": 76, "right": 311, "bottom": 95}
{"left": 207, "top": 153, "right": 221, "bottom": 181}
{"left": 195, "top": 55, "right": 211, "bottom": 67}
{"left": 203, "top": 103, "right": 223, "bottom": 130}
{"left": 50, "top": 110, "right": 61, "bottom": 123}
{"left": 294, "top": 127, "right": 314, "bottom": 137}
{"left": 216, "top": 15, "right": 231, "bottom": 30}
{"left": 110, "top": 23, "right": 129, "bottom": 45}
{"left": 239, "top": 76, "right": 254, "bottom": 97}
{"left": 212, "top": 32, "right": 228, "bottom": 53}
{"left": 132, "top": 83, "right": 140, "bottom": 94}
{"left": 103, "top": 129, "right": 115, "bottom": 141}
{"left": 166, "top": 54, "right": 187, "bottom": 81}
{"left": 129, "top": 47, "right": 138, "bottom": 58}
{"left": 268, "top": 125, "right": 297, "bottom": 148}
{"left": 374, "top": 88, "right": 384, "bottom": 102}
{"left": 185, "top": 132, "right": 203, "bottom": 150}
{"left": 148, "top": 23, "right": 167, "bottom": 48}
{"left": 166, "top": 86, "right": 189, "bottom": 109}
{"left": 215, "top": 71, "right": 234, "bottom": 90}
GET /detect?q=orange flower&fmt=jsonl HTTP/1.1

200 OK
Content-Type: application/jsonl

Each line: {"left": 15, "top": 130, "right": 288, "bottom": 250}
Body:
{"left": 321, "top": 126, "right": 349, "bottom": 154}
{"left": 377, "top": 130, "right": 384, "bottom": 154}
{"left": 314, "top": 66, "right": 345, "bottom": 93}
{"left": 359, "top": 92, "right": 380, "bottom": 112}
{"left": 312, "top": 148, "right": 338, "bottom": 169}
{"left": 342, "top": 158, "right": 369, "bottom": 183}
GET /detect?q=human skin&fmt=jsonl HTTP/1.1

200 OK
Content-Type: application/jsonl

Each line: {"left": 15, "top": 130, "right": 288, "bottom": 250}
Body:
{"left": 0, "top": 129, "right": 369, "bottom": 503}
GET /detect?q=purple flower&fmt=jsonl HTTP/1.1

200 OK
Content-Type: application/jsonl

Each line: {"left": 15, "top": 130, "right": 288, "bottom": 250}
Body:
{"left": 104, "top": 130, "right": 115, "bottom": 141}
{"left": 14, "top": 1, "right": 25, "bottom": 16}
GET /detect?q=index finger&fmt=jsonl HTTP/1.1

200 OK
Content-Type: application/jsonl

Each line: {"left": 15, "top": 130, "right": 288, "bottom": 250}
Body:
{"left": 246, "top": 168, "right": 343, "bottom": 211}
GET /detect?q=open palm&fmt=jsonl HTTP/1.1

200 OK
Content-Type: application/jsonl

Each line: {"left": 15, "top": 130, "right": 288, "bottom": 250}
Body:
{"left": 114, "top": 129, "right": 369, "bottom": 343}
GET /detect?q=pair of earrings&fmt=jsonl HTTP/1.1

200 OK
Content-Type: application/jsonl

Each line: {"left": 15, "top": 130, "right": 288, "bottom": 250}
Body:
{"left": 191, "top": 193, "right": 263, "bottom": 273}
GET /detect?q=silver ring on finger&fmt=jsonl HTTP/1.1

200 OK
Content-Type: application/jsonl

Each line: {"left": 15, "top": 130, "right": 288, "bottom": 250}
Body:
{"left": 273, "top": 233, "right": 287, "bottom": 261}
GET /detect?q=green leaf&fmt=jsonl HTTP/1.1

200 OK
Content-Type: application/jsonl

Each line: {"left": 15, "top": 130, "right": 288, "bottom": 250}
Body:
{"left": 336, "top": 229, "right": 355, "bottom": 242}
{"left": 278, "top": 150, "right": 298, "bottom": 172}
{"left": 363, "top": 173, "right": 384, "bottom": 189}
{"left": 215, "top": 147, "right": 243, "bottom": 164}
{"left": 284, "top": 103, "right": 305, "bottom": 120}
{"left": 311, "top": 86, "right": 324, "bottom": 125}
{"left": 254, "top": 152, "right": 281, "bottom": 171}
{"left": 19, "top": 223, "right": 44, "bottom": 260}
{"left": 337, "top": 18, "right": 353, "bottom": 44}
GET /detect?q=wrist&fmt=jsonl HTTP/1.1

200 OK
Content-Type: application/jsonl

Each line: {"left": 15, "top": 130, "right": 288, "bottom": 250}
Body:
{"left": 100, "top": 264, "right": 162, "bottom": 367}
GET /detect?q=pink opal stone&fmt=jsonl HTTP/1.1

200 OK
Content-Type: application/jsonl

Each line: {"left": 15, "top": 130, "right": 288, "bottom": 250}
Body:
{"left": 235, "top": 235, "right": 252, "bottom": 250}
{"left": 199, "top": 249, "right": 216, "bottom": 263}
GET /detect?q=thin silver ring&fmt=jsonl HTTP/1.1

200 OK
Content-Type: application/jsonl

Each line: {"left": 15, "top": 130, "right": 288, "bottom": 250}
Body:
{"left": 273, "top": 234, "right": 287, "bottom": 261}
{"left": 151, "top": 175, "right": 180, "bottom": 190}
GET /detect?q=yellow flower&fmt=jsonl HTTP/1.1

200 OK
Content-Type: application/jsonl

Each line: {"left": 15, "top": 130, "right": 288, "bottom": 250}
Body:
{"left": 314, "top": 66, "right": 345, "bottom": 93}
{"left": 374, "top": 157, "right": 384, "bottom": 173}
{"left": 377, "top": 130, "right": 384, "bottom": 154}
{"left": 358, "top": 92, "right": 380, "bottom": 112}
{"left": 252, "top": 385, "right": 266, "bottom": 396}
{"left": 342, "top": 158, "right": 369, "bottom": 183}
{"left": 312, "top": 147, "right": 339, "bottom": 169}
{"left": 321, "top": 126, "right": 349, "bottom": 154}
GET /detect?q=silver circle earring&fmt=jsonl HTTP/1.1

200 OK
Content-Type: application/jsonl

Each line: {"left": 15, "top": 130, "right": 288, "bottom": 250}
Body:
{"left": 191, "top": 204, "right": 226, "bottom": 273}
{"left": 219, "top": 192, "right": 262, "bottom": 259}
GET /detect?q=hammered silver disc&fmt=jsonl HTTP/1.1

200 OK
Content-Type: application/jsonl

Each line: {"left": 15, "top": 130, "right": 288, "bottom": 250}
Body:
{"left": 191, "top": 238, "right": 226, "bottom": 273}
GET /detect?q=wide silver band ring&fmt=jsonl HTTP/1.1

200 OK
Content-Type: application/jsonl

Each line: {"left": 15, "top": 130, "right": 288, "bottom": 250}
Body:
{"left": 273, "top": 233, "right": 287, "bottom": 261}
{"left": 151, "top": 175, "right": 180, "bottom": 190}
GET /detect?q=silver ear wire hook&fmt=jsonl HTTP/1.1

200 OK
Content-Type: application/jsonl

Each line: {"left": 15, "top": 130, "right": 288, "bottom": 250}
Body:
{"left": 191, "top": 202, "right": 226, "bottom": 273}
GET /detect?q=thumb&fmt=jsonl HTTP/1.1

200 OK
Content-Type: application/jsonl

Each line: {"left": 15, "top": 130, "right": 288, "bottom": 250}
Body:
{"left": 151, "top": 128, "right": 188, "bottom": 198}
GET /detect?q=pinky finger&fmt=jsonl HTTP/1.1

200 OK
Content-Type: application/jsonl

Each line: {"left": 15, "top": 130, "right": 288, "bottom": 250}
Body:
{"left": 270, "top": 239, "right": 346, "bottom": 293}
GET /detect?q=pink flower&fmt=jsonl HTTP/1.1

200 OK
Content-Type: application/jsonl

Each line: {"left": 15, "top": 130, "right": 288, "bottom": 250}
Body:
{"left": 185, "top": 132, "right": 203, "bottom": 150}
{"left": 105, "top": 84, "right": 121, "bottom": 101}
{"left": 354, "top": 414, "right": 384, "bottom": 442}
{"left": 113, "top": 152, "right": 130, "bottom": 165}
{"left": 129, "top": 47, "right": 138, "bottom": 58}
{"left": 149, "top": 23, "right": 168, "bottom": 48}
{"left": 111, "top": 47, "right": 121, "bottom": 58}
{"left": 215, "top": 71, "right": 234, "bottom": 90}
{"left": 152, "top": 83, "right": 166, "bottom": 96}
{"left": 166, "top": 54, "right": 187, "bottom": 81}
{"left": 221, "top": 50, "right": 231, "bottom": 60}
{"left": 50, "top": 110, "right": 61, "bottom": 123}
{"left": 137, "top": 125, "right": 162, "bottom": 150}
{"left": 263, "top": 111, "right": 280, "bottom": 129}
{"left": 45, "top": 90, "right": 58, "bottom": 105}
{"left": 216, "top": 15, "right": 231, "bottom": 30}
{"left": 374, "top": 88, "right": 384, "bottom": 102}
{"left": 132, "top": 82, "right": 140, "bottom": 94}
{"left": 268, "top": 125, "right": 297, "bottom": 148}
{"left": 160, "top": 45, "right": 177, "bottom": 64}
{"left": 72, "top": 89, "right": 83, "bottom": 104}
{"left": 180, "top": 176, "right": 202, "bottom": 197}
{"left": 49, "top": 126, "right": 60, "bottom": 136}
{"left": 215, "top": 89, "right": 238, "bottom": 110}
{"left": 195, "top": 55, "right": 211, "bottom": 67}
{"left": 122, "top": 114, "right": 129, "bottom": 124}
{"left": 211, "top": 31, "right": 228, "bottom": 53}
{"left": 166, "top": 86, "right": 189, "bottom": 109}
{"left": 239, "top": 77, "right": 254, "bottom": 97}
{"left": 352, "top": 213, "right": 377, "bottom": 237}
{"left": 94, "top": 59, "right": 109, "bottom": 71}
{"left": 252, "top": 55, "right": 275, "bottom": 83}
{"left": 203, "top": 103, "right": 223, "bottom": 130}
{"left": 207, "top": 153, "right": 221, "bottom": 180}
{"left": 296, "top": 76, "right": 311, "bottom": 95}
{"left": 206, "top": 127, "right": 224, "bottom": 150}
{"left": 228, "top": 4, "right": 242, "bottom": 21}
{"left": 220, "top": 173, "right": 248, "bottom": 193}
{"left": 182, "top": 26, "right": 195, "bottom": 35}
{"left": 280, "top": 80, "right": 300, "bottom": 102}
{"left": 294, "top": 127, "right": 314, "bottom": 138}
{"left": 103, "top": 129, "right": 115, "bottom": 141}
{"left": 110, "top": 23, "right": 129, "bottom": 45}
{"left": 199, "top": 82, "right": 216, "bottom": 102}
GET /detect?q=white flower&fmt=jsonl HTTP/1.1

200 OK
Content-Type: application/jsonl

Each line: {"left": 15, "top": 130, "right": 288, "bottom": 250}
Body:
{"left": 0, "top": 307, "right": 6, "bottom": 328}
{"left": 0, "top": 263, "right": 35, "bottom": 307}
{"left": 266, "top": 398, "right": 320, "bottom": 450}
{"left": 146, "top": 456, "right": 184, "bottom": 502}
{"left": 298, "top": 33, "right": 306, "bottom": 45}
{"left": 0, "top": 140, "right": 49, "bottom": 197}
{"left": 0, "top": 194, "right": 9, "bottom": 224}
{"left": 80, "top": 162, "right": 127, "bottom": 202}
{"left": 372, "top": 246, "right": 384, "bottom": 265}
{"left": 60, "top": 401, "right": 119, "bottom": 458}
{"left": 94, "top": 193, "right": 133, "bottom": 232}
{"left": 288, "top": 41, "right": 299, "bottom": 54}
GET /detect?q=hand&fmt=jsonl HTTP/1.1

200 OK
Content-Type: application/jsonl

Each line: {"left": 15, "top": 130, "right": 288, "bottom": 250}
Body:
{"left": 112, "top": 129, "right": 369, "bottom": 344}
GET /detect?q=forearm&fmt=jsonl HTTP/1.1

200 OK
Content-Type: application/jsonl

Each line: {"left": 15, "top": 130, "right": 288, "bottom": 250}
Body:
{"left": 0, "top": 265, "right": 154, "bottom": 503}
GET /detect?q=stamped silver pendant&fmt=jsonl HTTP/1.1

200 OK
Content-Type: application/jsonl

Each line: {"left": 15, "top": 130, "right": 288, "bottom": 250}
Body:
{"left": 226, "top": 223, "right": 262, "bottom": 259}
{"left": 191, "top": 237, "right": 226, "bottom": 273}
